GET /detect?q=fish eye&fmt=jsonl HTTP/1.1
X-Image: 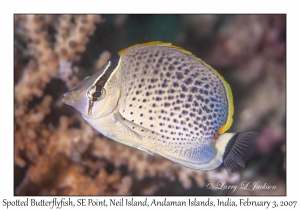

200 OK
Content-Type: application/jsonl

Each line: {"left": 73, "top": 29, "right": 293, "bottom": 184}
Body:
{"left": 87, "top": 85, "right": 106, "bottom": 101}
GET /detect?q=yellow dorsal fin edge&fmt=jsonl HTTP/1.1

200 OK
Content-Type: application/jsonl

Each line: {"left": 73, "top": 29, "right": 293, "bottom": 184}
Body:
{"left": 118, "top": 41, "right": 234, "bottom": 133}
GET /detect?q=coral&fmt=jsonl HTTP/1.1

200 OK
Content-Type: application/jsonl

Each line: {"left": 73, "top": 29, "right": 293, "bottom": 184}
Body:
{"left": 14, "top": 14, "right": 286, "bottom": 195}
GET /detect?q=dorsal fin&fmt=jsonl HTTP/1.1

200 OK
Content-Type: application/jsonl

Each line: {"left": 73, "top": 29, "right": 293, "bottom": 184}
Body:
{"left": 118, "top": 41, "right": 171, "bottom": 55}
{"left": 223, "top": 131, "right": 260, "bottom": 174}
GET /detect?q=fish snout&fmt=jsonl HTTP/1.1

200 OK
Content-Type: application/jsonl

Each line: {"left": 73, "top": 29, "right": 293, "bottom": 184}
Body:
{"left": 62, "top": 91, "right": 75, "bottom": 106}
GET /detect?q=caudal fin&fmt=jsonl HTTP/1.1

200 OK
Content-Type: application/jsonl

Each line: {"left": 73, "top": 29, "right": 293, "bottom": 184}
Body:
{"left": 223, "top": 131, "right": 260, "bottom": 174}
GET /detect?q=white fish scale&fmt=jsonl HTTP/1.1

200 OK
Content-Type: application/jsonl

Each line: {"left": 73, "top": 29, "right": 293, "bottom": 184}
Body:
{"left": 117, "top": 45, "right": 228, "bottom": 163}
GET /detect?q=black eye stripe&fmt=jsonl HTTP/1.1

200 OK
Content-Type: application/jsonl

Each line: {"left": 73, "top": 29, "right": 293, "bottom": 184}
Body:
{"left": 95, "top": 85, "right": 102, "bottom": 91}
{"left": 111, "top": 54, "right": 120, "bottom": 64}
{"left": 94, "top": 54, "right": 120, "bottom": 87}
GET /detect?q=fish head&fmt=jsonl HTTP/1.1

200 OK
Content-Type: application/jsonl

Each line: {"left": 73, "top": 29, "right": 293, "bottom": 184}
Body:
{"left": 62, "top": 60, "right": 120, "bottom": 119}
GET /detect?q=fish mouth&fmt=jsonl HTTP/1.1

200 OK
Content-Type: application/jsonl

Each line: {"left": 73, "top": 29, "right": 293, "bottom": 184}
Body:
{"left": 62, "top": 91, "right": 75, "bottom": 106}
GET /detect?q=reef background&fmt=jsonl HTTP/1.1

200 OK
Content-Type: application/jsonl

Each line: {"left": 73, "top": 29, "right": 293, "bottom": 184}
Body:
{"left": 14, "top": 14, "right": 286, "bottom": 195}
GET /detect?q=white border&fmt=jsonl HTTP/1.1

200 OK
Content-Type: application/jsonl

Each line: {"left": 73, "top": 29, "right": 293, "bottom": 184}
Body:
{"left": 2, "top": 1, "right": 298, "bottom": 209}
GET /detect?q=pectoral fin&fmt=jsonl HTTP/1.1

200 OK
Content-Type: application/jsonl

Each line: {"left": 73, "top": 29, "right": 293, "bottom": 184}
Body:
{"left": 113, "top": 110, "right": 143, "bottom": 140}
{"left": 113, "top": 111, "right": 153, "bottom": 154}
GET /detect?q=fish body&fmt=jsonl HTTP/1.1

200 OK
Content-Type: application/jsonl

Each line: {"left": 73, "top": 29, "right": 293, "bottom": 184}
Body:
{"left": 62, "top": 41, "right": 259, "bottom": 174}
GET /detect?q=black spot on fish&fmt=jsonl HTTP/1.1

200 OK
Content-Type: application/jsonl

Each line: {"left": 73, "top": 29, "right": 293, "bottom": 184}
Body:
{"left": 196, "top": 95, "right": 204, "bottom": 102}
{"left": 168, "top": 95, "right": 174, "bottom": 100}
{"left": 189, "top": 112, "right": 195, "bottom": 117}
{"left": 194, "top": 80, "right": 202, "bottom": 85}
{"left": 191, "top": 86, "right": 198, "bottom": 93}
{"left": 184, "top": 69, "right": 190, "bottom": 75}
{"left": 193, "top": 100, "right": 199, "bottom": 106}
{"left": 168, "top": 65, "right": 175, "bottom": 71}
{"left": 198, "top": 109, "right": 202, "bottom": 115}
{"left": 164, "top": 102, "right": 170, "bottom": 107}
{"left": 176, "top": 72, "right": 184, "bottom": 79}
{"left": 182, "top": 110, "right": 188, "bottom": 115}
{"left": 151, "top": 78, "right": 158, "bottom": 83}
{"left": 203, "top": 105, "right": 210, "bottom": 113}
{"left": 169, "top": 89, "right": 175, "bottom": 93}
{"left": 185, "top": 104, "right": 191, "bottom": 108}
{"left": 174, "top": 106, "right": 181, "bottom": 111}
{"left": 173, "top": 82, "right": 179, "bottom": 87}
{"left": 210, "top": 97, "right": 217, "bottom": 102}
{"left": 184, "top": 78, "right": 193, "bottom": 85}
{"left": 181, "top": 85, "right": 188, "bottom": 92}
{"left": 158, "top": 90, "right": 165, "bottom": 95}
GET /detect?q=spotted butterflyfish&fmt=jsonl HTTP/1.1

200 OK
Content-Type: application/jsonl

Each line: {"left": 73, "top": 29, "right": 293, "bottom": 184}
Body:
{"left": 62, "top": 41, "right": 259, "bottom": 174}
